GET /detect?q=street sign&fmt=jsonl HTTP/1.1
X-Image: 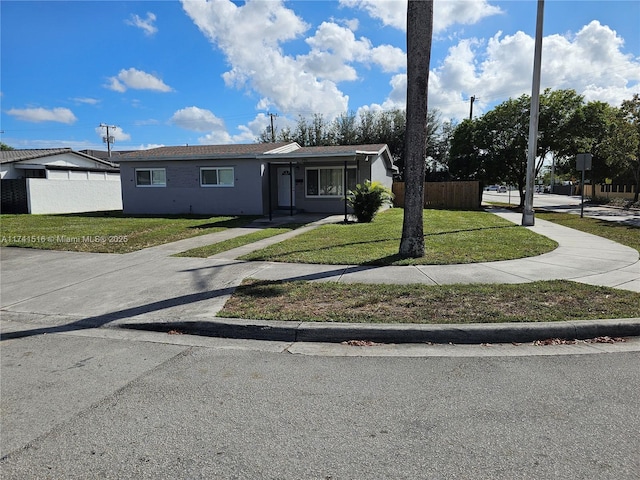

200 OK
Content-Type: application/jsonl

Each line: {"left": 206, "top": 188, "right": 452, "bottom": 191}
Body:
{"left": 576, "top": 153, "right": 592, "bottom": 219}
{"left": 576, "top": 153, "right": 592, "bottom": 171}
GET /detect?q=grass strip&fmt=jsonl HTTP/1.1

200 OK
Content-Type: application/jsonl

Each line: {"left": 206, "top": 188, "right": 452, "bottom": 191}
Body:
{"left": 219, "top": 279, "right": 640, "bottom": 324}
{"left": 240, "top": 208, "right": 557, "bottom": 265}
{"left": 174, "top": 223, "right": 305, "bottom": 257}
{"left": 0, "top": 212, "right": 257, "bottom": 253}
{"left": 537, "top": 211, "right": 640, "bottom": 253}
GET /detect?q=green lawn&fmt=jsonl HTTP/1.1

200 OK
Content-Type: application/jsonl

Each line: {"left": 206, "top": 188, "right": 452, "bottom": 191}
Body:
{"left": 537, "top": 211, "right": 640, "bottom": 253}
{"left": 0, "top": 212, "right": 257, "bottom": 253}
{"left": 174, "top": 223, "right": 305, "bottom": 258}
{"left": 220, "top": 279, "right": 640, "bottom": 324}
{"left": 240, "top": 208, "right": 558, "bottom": 265}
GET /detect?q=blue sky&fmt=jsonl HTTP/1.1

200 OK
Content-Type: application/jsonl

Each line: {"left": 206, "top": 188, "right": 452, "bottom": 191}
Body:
{"left": 2, "top": 0, "right": 639, "bottom": 151}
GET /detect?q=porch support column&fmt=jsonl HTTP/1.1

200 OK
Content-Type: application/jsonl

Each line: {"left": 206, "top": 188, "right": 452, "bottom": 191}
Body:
{"left": 344, "top": 159, "right": 349, "bottom": 222}
{"left": 267, "top": 162, "right": 272, "bottom": 221}
{"left": 289, "top": 161, "right": 294, "bottom": 217}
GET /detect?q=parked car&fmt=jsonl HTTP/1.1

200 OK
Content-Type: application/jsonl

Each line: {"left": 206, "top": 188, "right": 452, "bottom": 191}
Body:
{"left": 484, "top": 185, "right": 507, "bottom": 193}
{"left": 497, "top": 185, "right": 507, "bottom": 193}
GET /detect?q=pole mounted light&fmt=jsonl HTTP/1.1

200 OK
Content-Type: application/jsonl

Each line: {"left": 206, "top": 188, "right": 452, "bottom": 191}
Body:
{"left": 522, "top": 0, "right": 544, "bottom": 226}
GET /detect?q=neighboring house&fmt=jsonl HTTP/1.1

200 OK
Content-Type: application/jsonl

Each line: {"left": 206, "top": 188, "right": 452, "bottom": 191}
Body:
{"left": 79, "top": 149, "right": 136, "bottom": 166}
{"left": 0, "top": 148, "right": 122, "bottom": 214}
{"left": 118, "top": 142, "right": 397, "bottom": 216}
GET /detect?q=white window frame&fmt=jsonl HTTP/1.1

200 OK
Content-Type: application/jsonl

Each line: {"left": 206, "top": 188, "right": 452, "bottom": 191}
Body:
{"left": 305, "top": 166, "right": 357, "bottom": 198}
{"left": 135, "top": 168, "right": 166, "bottom": 187}
{"left": 200, "top": 167, "right": 235, "bottom": 187}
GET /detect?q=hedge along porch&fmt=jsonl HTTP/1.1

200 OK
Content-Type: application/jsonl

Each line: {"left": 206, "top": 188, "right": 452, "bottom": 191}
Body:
{"left": 118, "top": 143, "right": 397, "bottom": 217}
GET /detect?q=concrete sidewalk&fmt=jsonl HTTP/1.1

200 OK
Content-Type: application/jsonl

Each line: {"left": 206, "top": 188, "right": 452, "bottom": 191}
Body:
{"left": 1, "top": 208, "right": 638, "bottom": 344}
{"left": 206, "top": 208, "right": 639, "bottom": 292}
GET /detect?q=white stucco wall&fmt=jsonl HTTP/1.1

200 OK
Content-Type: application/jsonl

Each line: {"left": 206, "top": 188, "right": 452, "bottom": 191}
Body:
{"left": 27, "top": 174, "right": 122, "bottom": 214}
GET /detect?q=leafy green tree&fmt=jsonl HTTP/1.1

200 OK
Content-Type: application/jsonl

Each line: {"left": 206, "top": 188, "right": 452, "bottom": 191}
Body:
{"left": 331, "top": 111, "right": 358, "bottom": 145}
{"left": 1, "top": 142, "right": 15, "bottom": 151}
{"left": 449, "top": 89, "right": 587, "bottom": 206}
{"left": 479, "top": 95, "right": 531, "bottom": 205}
{"left": 618, "top": 94, "right": 640, "bottom": 201}
{"left": 448, "top": 119, "right": 483, "bottom": 181}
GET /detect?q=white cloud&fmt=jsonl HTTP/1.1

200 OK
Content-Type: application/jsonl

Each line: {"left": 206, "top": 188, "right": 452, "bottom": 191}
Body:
{"left": 380, "top": 20, "right": 640, "bottom": 121}
{"left": 300, "top": 21, "right": 405, "bottom": 81}
{"left": 182, "top": 0, "right": 348, "bottom": 118}
{"left": 72, "top": 97, "right": 100, "bottom": 105}
{"left": 181, "top": 0, "right": 407, "bottom": 121}
{"left": 171, "top": 105, "right": 252, "bottom": 144}
{"left": 126, "top": 12, "right": 158, "bottom": 36}
{"left": 7, "top": 107, "right": 77, "bottom": 124}
{"left": 105, "top": 68, "right": 172, "bottom": 92}
{"left": 171, "top": 106, "right": 225, "bottom": 132}
{"left": 171, "top": 108, "right": 266, "bottom": 145}
{"left": 135, "top": 144, "right": 165, "bottom": 150}
{"left": 339, "top": 0, "right": 503, "bottom": 33}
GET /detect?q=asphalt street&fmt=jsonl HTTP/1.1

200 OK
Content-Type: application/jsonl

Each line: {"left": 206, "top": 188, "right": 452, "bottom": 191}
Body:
{"left": 1, "top": 325, "right": 639, "bottom": 479}
{"left": 483, "top": 191, "right": 640, "bottom": 226}
{"left": 1, "top": 194, "right": 639, "bottom": 478}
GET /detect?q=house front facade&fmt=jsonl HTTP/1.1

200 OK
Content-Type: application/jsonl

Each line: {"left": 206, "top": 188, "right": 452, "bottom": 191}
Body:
{"left": 118, "top": 142, "right": 396, "bottom": 216}
{"left": 0, "top": 148, "right": 121, "bottom": 214}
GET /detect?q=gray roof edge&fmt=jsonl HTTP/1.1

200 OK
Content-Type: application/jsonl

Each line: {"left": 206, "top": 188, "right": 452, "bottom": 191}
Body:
{"left": 117, "top": 153, "right": 261, "bottom": 162}
{"left": 0, "top": 148, "right": 117, "bottom": 168}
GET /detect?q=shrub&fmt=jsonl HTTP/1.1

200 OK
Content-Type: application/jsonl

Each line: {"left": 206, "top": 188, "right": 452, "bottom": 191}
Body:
{"left": 347, "top": 180, "right": 394, "bottom": 223}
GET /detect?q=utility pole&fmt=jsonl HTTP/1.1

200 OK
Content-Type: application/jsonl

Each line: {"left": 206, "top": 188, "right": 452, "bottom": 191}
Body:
{"left": 100, "top": 123, "right": 117, "bottom": 157}
{"left": 522, "top": 0, "right": 544, "bottom": 227}
{"left": 469, "top": 95, "right": 476, "bottom": 121}
{"left": 268, "top": 113, "right": 278, "bottom": 143}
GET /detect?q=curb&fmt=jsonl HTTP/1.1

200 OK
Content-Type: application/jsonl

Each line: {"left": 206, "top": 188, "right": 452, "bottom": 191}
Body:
{"left": 118, "top": 317, "right": 640, "bottom": 345}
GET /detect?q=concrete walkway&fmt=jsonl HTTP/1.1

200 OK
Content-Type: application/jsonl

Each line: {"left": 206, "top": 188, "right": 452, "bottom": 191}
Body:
{"left": 214, "top": 209, "right": 639, "bottom": 292}
{"left": 1, "top": 208, "right": 638, "bottom": 344}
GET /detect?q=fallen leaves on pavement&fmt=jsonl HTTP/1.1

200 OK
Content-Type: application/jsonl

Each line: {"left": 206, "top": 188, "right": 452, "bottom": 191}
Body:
{"left": 533, "top": 336, "right": 626, "bottom": 346}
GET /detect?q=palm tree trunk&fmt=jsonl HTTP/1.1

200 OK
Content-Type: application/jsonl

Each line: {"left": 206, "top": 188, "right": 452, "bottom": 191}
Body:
{"left": 399, "top": 0, "right": 433, "bottom": 258}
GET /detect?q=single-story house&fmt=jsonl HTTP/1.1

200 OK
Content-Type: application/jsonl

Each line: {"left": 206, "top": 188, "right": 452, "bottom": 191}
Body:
{"left": 0, "top": 148, "right": 122, "bottom": 214}
{"left": 118, "top": 142, "right": 397, "bottom": 216}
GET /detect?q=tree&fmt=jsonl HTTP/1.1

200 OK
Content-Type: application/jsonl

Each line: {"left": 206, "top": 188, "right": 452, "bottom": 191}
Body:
{"left": 567, "top": 101, "right": 620, "bottom": 185}
{"left": 537, "top": 89, "right": 585, "bottom": 185}
{"left": 448, "top": 89, "right": 586, "bottom": 206}
{"left": 399, "top": 0, "right": 433, "bottom": 258}
{"left": 1, "top": 142, "right": 15, "bottom": 151}
{"left": 476, "top": 95, "right": 530, "bottom": 206}
{"left": 448, "top": 119, "right": 482, "bottom": 181}
{"left": 618, "top": 94, "right": 640, "bottom": 202}
{"left": 331, "top": 111, "right": 358, "bottom": 145}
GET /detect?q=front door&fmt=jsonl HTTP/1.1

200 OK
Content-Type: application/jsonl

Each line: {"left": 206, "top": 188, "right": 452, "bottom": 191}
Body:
{"left": 277, "top": 167, "right": 295, "bottom": 207}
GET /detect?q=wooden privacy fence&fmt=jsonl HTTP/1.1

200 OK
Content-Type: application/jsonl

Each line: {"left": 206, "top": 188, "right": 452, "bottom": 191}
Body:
{"left": 583, "top": 183, "right": 636, "bottom": 200}
{"left": 392, "top": 181, "right": 480, "bottom": 210}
